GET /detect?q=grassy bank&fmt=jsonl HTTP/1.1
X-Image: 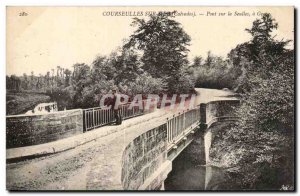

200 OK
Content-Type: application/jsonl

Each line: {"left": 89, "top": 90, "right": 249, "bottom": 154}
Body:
{"left": 6, "top": 91, "right": 51, "bottom": 115}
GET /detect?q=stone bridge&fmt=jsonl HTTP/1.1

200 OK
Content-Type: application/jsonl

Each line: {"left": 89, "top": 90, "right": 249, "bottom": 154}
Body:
{"left": 6, "top": 88, "right": 240, "bottom": 190}
{"left": 119, "top": 99, "right": 240, "bottom": 190}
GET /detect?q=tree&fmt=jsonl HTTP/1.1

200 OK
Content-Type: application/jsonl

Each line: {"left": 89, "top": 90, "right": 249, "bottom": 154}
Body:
{"left": 204, "top": 51, "right": 213, "bottom": 68}
{"left": 111, "top": 48, "right": 143, "bottom": 85}
{"left": 7, "top": 75, "right": 21, "bottom": 91}
{"left": 71, "top": 63, "right": 93, "bottom": 108}
{"left": 124, "top": 12, "right": 191, "bottom": 92}
{"left": 210, "top": 13, "right": 294, "bottom": 190}
{"left": 127, "top": 72, "right": 167, "bottom": 96}
{"left": 192, "top": 56, "right": 203, "bottom": 68}
{"left": 64, "top": 69, "right": 72, "bottom": 87}
{"left": 22, "top": 73, "right": 29, "bottom": 90}
{"left": 92, "top": 55, "right": 115, "bottom": 82}
{"left": 192, "top": 52, "right": 237, "bottom": 89}
{"left": 29, "top": 71, "right": 35, "bottom": 90}
{"left": 45, "top": 71, "right": 51, "bottom": 88}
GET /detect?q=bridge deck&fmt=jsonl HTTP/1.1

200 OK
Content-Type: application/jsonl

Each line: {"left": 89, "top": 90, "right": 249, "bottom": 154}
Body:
{"left": 6, "top": 88, "right": 237, "bottom": 190}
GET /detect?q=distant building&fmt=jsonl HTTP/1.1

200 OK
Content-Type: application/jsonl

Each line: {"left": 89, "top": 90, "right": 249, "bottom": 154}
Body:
{"left": 25, "top": 102, "right": 58, "bottom": 115}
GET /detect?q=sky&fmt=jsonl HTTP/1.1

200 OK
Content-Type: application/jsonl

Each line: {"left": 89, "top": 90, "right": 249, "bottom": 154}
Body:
{"left": 6, "top": 6, "right": 294, "bottom": 76}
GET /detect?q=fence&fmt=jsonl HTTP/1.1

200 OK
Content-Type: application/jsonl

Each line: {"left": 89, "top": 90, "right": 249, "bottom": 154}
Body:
{"left": 166, "top": 106, "right": 201, "bottom": 145}
{"left": 83, "top": 103, "right": 144, "bottom": 131}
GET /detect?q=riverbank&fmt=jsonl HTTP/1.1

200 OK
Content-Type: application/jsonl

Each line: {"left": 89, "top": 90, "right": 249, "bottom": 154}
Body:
{"left": 208, "top": 121, "right": 294, "bottom": 191}
{"left": 6, "top": 91, "right": 50, "bottom": 115}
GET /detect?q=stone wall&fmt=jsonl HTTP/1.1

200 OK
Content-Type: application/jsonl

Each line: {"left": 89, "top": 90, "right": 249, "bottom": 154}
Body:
{"left": 121, "top": 124, "right": 169, "bottom": 190}
{"left": 120, "top": 100, "right": 240, "bottom": 190}
{"left": 205, "top": 100, "right": 240, "bottom": 124}
{"left": 6, "top": 109, "right": 83, "bottom": 148}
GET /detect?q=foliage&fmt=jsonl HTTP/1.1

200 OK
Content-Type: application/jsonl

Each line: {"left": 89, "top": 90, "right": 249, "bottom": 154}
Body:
{"left": 171, "top": 67, "right": 195, "bottom": 93}
{"left": 210, "top": 13, "right": 294, "bottom": 190}
{"left": 191, "top": 52, "right": 238, "bottom": 89}
{"left": 228, "top": 13, "right": 292, "bottom": 93}
{"left": 6, "top": 91, "right": 50, "bottom": 115}
{"left": 124, "top": 12, "right": 192, "bottom": 92}
{"left": 46, "top": 87, "right": 74, "bottom": 110}
{"left": 7, "top": 13, "right": 197, "bottom": 113}
{"left": 126, "top": 73, "right": 167, "bottom": 96}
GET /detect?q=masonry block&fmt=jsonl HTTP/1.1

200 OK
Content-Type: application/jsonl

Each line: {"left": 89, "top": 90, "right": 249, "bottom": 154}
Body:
{"left": 6, "top": 109, "right": 83, "bottom": 148}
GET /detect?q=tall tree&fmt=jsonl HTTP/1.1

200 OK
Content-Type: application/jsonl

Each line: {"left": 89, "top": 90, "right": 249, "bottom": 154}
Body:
{"left": 22, "top": 73, "right": 29, "bottom": 90}
{"left": 64, "top": 69, "right": 72, "bottom": 87}
{"left": 92, "top": 55, "right": 113, "bottom": 81}
{"left": 212, "top": 13, "right": 294, "bottom": 190}
{"left": 192, "top": 56, "right": 203, "bottom": 68}
{"left": 30, "top": 71, "right": 35, "bottom": 90}
{"left": 124, "top": 12, "right": 191, "bottom": 92}
{"left": 112, "top": 48, "right": 142, "bottom": 85}
{"left": 71, "top": 63, "right": 92, "bottom": 108}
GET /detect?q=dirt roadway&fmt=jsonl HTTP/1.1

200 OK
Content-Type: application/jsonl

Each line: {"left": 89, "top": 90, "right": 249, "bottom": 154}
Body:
{"left": 6, "top": 88, "right": 236, "bottom": 190}
{"left": 194, "top": 88, "right": 237, "bottom": 104}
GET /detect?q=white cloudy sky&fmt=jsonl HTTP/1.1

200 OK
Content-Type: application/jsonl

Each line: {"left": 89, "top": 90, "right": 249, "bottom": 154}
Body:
{"left": 7, "top": 6, "right": 294, "bottom": 76}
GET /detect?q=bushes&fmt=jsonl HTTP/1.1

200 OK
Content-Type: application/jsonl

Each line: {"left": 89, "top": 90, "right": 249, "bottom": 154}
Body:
{"left": 192, "top": 53, "right": 239, "bottom": 90}
{"left": 126, "top": 73, "right": 167, "bottom": 96}
{"left": 209, "top": 13, "right": 294, "bottom": 190}
{"left": 46, "top": 87, "right": 74, "bottom": 110}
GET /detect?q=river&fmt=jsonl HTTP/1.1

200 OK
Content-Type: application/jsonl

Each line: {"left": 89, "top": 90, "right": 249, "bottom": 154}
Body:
{"left": 165, "top": 145, "right": 228, "bottom": 191}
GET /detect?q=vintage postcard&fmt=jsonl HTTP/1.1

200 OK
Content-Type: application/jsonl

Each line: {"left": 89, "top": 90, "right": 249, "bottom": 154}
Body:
{"left": 6, "top": 6, "right": 295, "bottom": 191}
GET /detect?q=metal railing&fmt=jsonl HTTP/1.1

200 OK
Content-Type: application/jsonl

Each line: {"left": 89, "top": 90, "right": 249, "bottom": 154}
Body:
{"left": 83, "top": 103, "right": 144, "bottom": 131}
{"left": 166, "top": 106, "right": 201, "bottom": 145}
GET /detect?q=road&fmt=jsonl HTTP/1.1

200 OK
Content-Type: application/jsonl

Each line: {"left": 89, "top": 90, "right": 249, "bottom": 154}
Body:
{"left": 195, "top": 88, "right": 236, "bottom": 104}
{"left": 6, "top": 88, "right": 236, "bottom": 190}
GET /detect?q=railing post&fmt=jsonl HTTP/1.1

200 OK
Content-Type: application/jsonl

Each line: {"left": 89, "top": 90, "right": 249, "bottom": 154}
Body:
{"left": 83, "top": 110, "right": 87, "bottom": 132}
{"left": 174, "top": 116, "right": 177, "bottom": 143}
{"left": 183, "top": 112, "right": 186, "bottom": 133}
{"left": 93, "top": 108, "right": 95, "bottom": 129}
{"left": 172, "top": 115, "right": 175, "bottom": 143}
{"left": 104, "top": 109, "right": 106, "bottom": 124}
{"left": 166, "top": 118, "right": 169, "bottom": 144}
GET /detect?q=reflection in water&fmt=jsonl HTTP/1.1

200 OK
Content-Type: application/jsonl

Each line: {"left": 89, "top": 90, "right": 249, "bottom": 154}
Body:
{"left": 165, "top": 163, "right": 226, "bottom": 190}
{"left": 204, "top": 130, "right": 212, "bottom": 164}
{"left": 205, "top": 166, "right": 212, "bottom": 189}
{"left": 165, "top": 144, "right": 227, "bottom": 190}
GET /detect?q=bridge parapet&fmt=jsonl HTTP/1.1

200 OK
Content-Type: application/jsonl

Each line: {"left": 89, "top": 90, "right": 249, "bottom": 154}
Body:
{"left": 85, "top": 107, "right": 201, "bottom": 190}
{"left": 201, "top": 100, "right": 241, "bottom": 127}
{"left": 121, "top": 107, "right": 201, "bottom": 190}
{"left": 6, "top": 109, "right": 83, "bottom": 148}
{"left": 202, "top": 100, "right": 241, "bottom": 164}
{"left": 6, "top": 101, "right": 156, "bottom": 149}
{"left": 119, "top": 100, "right": 241, "bottom": 190}
{"left": 85, "top": 116, "right": 170, "bottom": 190}
{"left": 121, "top": 124, "right": 170, "bottom": 190}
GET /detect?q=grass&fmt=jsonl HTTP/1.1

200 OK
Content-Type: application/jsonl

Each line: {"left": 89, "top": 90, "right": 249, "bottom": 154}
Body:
{"left": 6, "top": 91, "right": 51, "bottom": 115}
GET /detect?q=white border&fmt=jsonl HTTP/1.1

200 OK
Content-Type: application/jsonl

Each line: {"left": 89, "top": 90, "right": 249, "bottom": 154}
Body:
{"left": 0, "top": 0, "right": 298, "bottom": 6}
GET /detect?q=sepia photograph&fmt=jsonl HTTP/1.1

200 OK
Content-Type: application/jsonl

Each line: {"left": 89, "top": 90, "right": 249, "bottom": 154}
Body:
{"left": 5, "top": 6, "right": 295, "bottom": 191}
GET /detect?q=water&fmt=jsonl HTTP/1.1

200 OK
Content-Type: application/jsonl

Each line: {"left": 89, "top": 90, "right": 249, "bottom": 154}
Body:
{"left": 165, "top": 143, "right": 228, "bottom": 191}
{"left": 165, "top": 162, "right": 226, "bottom": 190}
